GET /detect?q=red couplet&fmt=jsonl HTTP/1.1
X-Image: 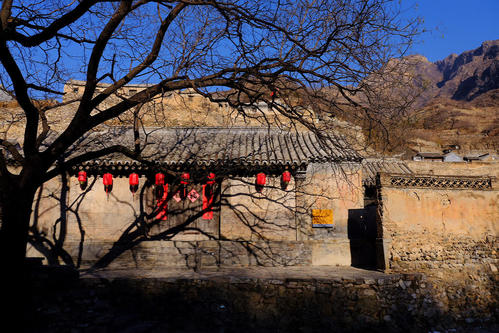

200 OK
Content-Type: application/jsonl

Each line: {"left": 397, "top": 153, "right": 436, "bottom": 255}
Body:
{"left": 156, "top": 184, "right": 168, "bottom": 221}
{"left": 202, "top": 184, "right": 214, "bottom": 220}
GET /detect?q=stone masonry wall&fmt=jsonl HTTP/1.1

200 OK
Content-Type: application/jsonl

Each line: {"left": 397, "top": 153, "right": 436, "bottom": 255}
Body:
{"left": 27, "top": 267, "right": 498, "bottom": 332}
{"left": 57, "top": 239, "right": 351, "bottom": 270}
{"left": 377, "top": 173, "right": 498, "bottom": 272}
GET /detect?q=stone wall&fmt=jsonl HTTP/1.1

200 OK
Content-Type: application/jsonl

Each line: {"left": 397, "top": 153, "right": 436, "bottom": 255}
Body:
{"left": 26, "top": 267, "right": 498, "bottom": 332}
{"left": 377, "top": 172, "right": 498, "bottom": 272}
{"left": 52, "top": 239, "right": 352, "bottom": 270}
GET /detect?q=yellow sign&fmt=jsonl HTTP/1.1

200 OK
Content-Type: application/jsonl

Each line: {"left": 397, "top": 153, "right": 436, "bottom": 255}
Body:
{"left": 312, "top": 209, "right": 333, "bottom": 227}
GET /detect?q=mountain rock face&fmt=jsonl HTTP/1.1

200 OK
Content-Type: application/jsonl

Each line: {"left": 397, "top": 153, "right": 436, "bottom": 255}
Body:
{"left": 416, "top": 40, "right": 499, "bottom": 102}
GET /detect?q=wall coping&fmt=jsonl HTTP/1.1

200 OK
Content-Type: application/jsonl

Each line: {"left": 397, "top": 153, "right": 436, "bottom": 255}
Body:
{"left": 377, "top": 172, "right": 497, "bottom": 191}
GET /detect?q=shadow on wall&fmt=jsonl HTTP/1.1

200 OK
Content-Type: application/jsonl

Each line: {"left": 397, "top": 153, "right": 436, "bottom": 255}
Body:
{"left": 348, "top": 206, "right": 377, "bottom": 269}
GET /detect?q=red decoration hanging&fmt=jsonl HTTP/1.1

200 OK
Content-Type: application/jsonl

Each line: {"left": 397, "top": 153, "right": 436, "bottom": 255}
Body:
{"left": 202, "top": 184, "right": 214, "bottom": 220}
{"left": 281, "top": 171, "right": 291, "bottom": 190}
{"left": 207, "top": 172, "right": 216, "bottom": 184}
{"left": 129, "top": 173, "right": 139, "bottom": 194}
{"left": 155, "top": 173, "right": 166, "bottom": 199}
{"left": 255, "top": 172, "right": 266, "bottom": 192}
{"left": 256, "top": 173, "right": 266, "bottom": 186}
{"left": 103, "top": 173, "right": 113, "bottom": 196}
{"left": 202, "top": 172, "right": 216, "bottom": 219}
{"left": 77, "top": 171, "right": 87, "bottom": 189}
{"left": 282, "top": 171, "right": 291, "bottom": 183}
{"left": 180, "top": 172, "right": 190, "bottom": 200}
{"left": 155, "top": 173, "right": 165, "bottom": 186}
{"left": 103, "top": 173, "right": 113, "bottom": 186}
{"left": 129, "top": 173, "right": 139, "bottom": 186}
{"left": 180, "top": 172, "right": 190, "bottom": 184}
{"left": 156, "top": 184, "right": 169, "bottom": 221}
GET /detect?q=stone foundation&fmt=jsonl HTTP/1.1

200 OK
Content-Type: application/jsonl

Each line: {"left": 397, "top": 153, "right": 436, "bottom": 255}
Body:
{"left": 27, "top": 265, "right": 498, "bottom": 332}
{"left": 49, "top": 239, "right": 353, "bottom": 269}
{"left": 389, "top": 235, "right": 498, "bottom": 271}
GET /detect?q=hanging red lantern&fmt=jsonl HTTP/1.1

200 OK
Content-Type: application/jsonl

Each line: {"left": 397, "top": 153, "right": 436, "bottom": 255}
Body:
{"left": 155, "top": 173, "right": 166, "bottom": 199}
{"left": 207, "top": 172, "right": 216, "bottom": 184}
{"left": 103, "top": 173, "right": 113, "bottom": 195}
{"left": 180, "top": 172, "right": 190, "bottom": 200}
{"left": 129, "top": 173, "right": 139, "bottom": 194}
{"left": 205, "top": 173, "right": 216, "bottom": 199}
{"left": 155, "top": 173, "right": 165, "bottom": 186}
{"left": 77, "top": 171, "right": 87, "bottom": 190}
{"left": 256, "top": 173, "right": 266, "bottom": 185}
{"left": 281, "top": 171, "right": 291, "bottom": 190}
{"left": 180, "top": 172, "right": 190, "bottom": 184}
{"left": 255, "top": 172, "right": 266, "bottom": 192}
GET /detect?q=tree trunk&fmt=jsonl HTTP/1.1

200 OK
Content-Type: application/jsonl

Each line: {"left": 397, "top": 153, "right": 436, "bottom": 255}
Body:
{"left": 0, "top": 181, "right": 37, "bottom": 325}
{"left": 0, "top": 188, "right": 35, "bottom": 266}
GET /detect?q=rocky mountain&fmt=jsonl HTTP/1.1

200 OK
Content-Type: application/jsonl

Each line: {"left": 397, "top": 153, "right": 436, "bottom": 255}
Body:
{"left": 358, "top": 40, "right": 499, "bottom": 155}
{"left": 413, "top": 39, "right": 499, "bottom": 102}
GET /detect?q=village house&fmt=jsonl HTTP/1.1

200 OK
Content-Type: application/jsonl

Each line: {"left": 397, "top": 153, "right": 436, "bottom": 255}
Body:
{"left": 8, "top": 81, "right": 494, "bottom": 274}
{"left": 28, "top": 127, "right": 373, "bottom": 269}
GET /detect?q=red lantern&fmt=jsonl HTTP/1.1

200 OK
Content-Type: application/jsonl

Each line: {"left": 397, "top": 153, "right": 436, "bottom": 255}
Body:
{"left": 155, "top": 173, "right": 166, "bottom": 199}
{"left": 207, "top": 172, "right": 216, "bottom": 184}
{"left": 256, "top": 173, "right": 266, "bottom": 186}
{"left": 103, "top": 173, "right": 113, "bottom": 195}
{"left": 180, "top": 172, "right": 190, "bottom": 184}
{"left": 281, "top": 171, "right": 291, "bottom": 190}
{"left": 155, "top": 173, "right": 165, "bottom": 186}
{"left": 180, "top": 172, "right": 190, "bottom": 200}
{"left": 129, "top": 173, "right": 139, "bottom": 194}
{"left": 129, "top": 173, "right": 139, "bottom": 186}
{"left": 282, "top": 171, "right": 291, "bottom": 183}
{"left": 77, "top": 171, "right": 87, "bottom": 189}
{"left": 255, "top": 172, "right": 266, "bottom": 192}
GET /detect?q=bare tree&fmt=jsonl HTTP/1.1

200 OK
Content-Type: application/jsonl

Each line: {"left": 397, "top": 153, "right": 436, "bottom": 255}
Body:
{"left": 0, "top": 0, "right": 419, "bottom": 315}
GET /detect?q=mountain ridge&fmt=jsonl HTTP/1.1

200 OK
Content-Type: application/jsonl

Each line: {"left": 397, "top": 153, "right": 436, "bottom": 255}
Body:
{"left": 413, "top": 39, "right": 499, "bottom": 102}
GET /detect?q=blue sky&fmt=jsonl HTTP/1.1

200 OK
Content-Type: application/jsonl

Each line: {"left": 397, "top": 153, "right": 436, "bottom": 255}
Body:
{"left": 405, "top": 0, "right": 499, "bottom": 62}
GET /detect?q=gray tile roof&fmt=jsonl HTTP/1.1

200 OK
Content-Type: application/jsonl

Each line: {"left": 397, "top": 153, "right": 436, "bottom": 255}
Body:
{"left": 72, "top": 127, "right": 361, "bottom": 169}
{"left": 362, "top": 158, "right": 413, "bottom": 186}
